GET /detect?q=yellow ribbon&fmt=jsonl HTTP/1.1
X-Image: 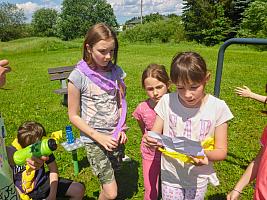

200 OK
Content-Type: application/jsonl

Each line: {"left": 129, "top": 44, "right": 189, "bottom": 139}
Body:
{"left": 20, "top": 193, "right": 32, "bottom": 200}
{"left": 158, "top": 137, "right": 215, "bottom": 164}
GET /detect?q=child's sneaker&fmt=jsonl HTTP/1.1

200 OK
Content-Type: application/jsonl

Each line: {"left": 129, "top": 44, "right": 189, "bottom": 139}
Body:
{"left": 122, "top": 154, "right": 131, "bottom": 162}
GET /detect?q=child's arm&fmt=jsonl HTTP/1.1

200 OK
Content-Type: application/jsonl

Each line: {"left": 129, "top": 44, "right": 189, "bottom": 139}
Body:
{"left": 136, "top": 119, "right": 146, "bottom": 135}
{"left": 68, "top": 82, "right": 118, "bottom": 151}
{"left": 227, "top": 147, "right": 264, "bottom": 200}
{"left": 235, "top": 86, "right": 267, "bottom": 103}
{"left": 46, "top": 161, "right": 59, "bottom": 200}
{"left": 118, "top": 124, "right": 128, "bottom": 144}
{"left": 205, "top": 122, "right": 228, "bottom": 161}
{"left": 143, "top": 115, "right": 163, "bottom": 148}
{"left": 6, "top": 146, "right": 48, "bottom": 169}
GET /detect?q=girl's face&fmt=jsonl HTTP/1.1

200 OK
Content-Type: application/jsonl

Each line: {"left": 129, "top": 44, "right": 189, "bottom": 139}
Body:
{"left": 144, "top": 77, "right": 168, "bottom": 104}
{"left": 176, "top": 81, "right": 206, "bottom": 108}
{"left": 87, "top": 38, "right": 115, "bottom": 69}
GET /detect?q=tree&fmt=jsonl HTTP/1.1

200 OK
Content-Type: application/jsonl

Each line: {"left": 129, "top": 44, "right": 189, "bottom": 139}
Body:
{"left": 238, "top": 0, "right": 267, "bottom": 38}
{"left": 182, "top": 0, "right": 214, "bottom": 43}
{"left": 125, "top": 13, "right": 165, "bottom": 25}
{"left": 222, "top": 0, "right": 254, "bottom": 37}
{"left": 32, "top": 8, "right": 58, "bottom": 37}
{"left": 0, "top": 2, "right": 26, "bottom": 41}
{"left": 182, "top": 0, "right": 231, "bottom": 46}
{"left": 56, "top": 0, "right": 117, "bottom": 40}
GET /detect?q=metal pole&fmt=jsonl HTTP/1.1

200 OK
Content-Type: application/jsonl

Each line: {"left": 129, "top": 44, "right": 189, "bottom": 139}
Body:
{"left": 214, "top": 38, "right": 267, "bottom": 97}
{"left": 140, "top": 0, "right": 143, "bottom": 24}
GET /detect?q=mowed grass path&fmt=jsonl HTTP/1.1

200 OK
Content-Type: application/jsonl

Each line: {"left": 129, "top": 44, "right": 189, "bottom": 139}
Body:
{"left": 0, "top": 38, "right": 266, "bottom": 199}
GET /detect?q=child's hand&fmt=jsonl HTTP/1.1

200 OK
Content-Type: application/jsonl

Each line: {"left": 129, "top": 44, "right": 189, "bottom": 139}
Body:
{"left": 0, "top": 59, "right": 11, "bottom": 87}
{"left": 143, "top": 134, "right": 162, "bottom": 149}
{"left": 191, "top": 156, "right": 209, "bottom": 166}
{"left": 26, "top": 156, "right": 48, "bottom": 170}
{"left": 227, "top": 189, "right": 242, "bottom": 200}
{"left": 96, "top": 132, "right": 118, "bottom": 151}
{"left": 234, "top": 86, "right": 252, "bottom": 98}
{"left": 118, "top": 131, "right": 127, "bottom": 144}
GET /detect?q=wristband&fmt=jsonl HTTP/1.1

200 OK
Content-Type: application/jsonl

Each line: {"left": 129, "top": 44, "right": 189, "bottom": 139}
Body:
{"left": 233, "top": 188, "right": 242, "bottom": 194}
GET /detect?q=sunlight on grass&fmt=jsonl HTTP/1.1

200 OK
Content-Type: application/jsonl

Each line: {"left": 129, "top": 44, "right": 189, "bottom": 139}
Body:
{"left": 0, "top": 37, "right": 266, "bottom": 199}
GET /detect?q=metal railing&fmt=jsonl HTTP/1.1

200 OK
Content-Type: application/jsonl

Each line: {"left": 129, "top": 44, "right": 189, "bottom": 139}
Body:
{"left": 214, "top": 38, "right": 267, "bottom": 97}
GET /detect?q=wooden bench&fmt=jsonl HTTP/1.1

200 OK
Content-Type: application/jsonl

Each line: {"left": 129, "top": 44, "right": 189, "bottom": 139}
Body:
{"left": 48, "top": 66, "right": 75, "bottom": 106}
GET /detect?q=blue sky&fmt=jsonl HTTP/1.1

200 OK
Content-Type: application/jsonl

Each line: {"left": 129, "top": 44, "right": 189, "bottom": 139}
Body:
{"left": 3, "top": 0, "right": 184, "bottom": 24}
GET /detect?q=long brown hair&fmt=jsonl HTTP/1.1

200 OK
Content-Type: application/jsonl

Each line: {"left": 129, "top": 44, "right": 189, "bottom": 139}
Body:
{"left": 83, "top": 23, "right": 118, "bottom": 65}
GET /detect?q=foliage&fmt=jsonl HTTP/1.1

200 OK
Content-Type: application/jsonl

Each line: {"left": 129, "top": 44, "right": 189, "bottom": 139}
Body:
{"left": 201, "top": 4, "right": 232, "bottom": 46}
{"left": 0, "top": 37, "right": 81, "bottom": 55}
{"left": 56, "top": 0, "right": 117, "bottom": 40}
{"left": 238, "top": 0, "right": 267, "bottom": 38}
{"left": 223, "top": 0, "right": 254, "bottom": 37}
{"left": 182, "top": 0, "right": 231, "bottom": 46}
{"left": 0, "top": 2, "right": 26, "bottom": 41}
{"left": 125, "top": 12, "right": 164, "bottom": 25}
{"left": 0, "top": 38, "right": 266, "bottom": 199}
{"left": 32, "top": 8, "right": 58, "bottom": 37}
{"left": 120, "top": 17, "right": 185, "bottom": 43}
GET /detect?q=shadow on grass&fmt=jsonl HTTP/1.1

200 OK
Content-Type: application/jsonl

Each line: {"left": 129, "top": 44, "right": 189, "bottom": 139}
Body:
{"left": 78, "top": 157, "right": 140, "bottom": 200}
{"left": 207, "top": 193, "right": 226, "bottom": 199}
{"left": 115, "top": 160, "right": 140, "bottom": 200}
{"left": 78, "top": 155, "right": 90, "bottom": 171}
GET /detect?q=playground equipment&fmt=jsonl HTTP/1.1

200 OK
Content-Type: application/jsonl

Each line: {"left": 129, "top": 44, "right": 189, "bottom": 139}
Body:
{"left": 61, "top": 125, "right": 84, "bottom": 176}
{"left": 214, "top": 38, "right": 267, "bottom": 97}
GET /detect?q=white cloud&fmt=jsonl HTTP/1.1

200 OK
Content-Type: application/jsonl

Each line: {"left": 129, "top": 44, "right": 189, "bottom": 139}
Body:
{"left": 16, "top": 1, "right": 40, "bottom": 14}
{"left": 13, "top": 0, "right": 183, "bottom": 24}
{"left": 15, "top": 1, "right": 61, "bottom": 22}
{"left": 107, "top": 0, "right": 184, "bottom": 24}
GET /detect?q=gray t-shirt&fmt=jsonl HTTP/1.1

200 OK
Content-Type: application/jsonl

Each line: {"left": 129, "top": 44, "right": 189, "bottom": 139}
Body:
{"left": 68, "top": 66, "right": 126, "bottom": 143}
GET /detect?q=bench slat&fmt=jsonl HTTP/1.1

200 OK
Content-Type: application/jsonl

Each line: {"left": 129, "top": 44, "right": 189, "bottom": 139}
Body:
{"left": 54, "top": 88, "right": 67, "bottom": 94}
{"left": 50, "top": 72, "right": 71, "bottom": 81}
{"left": 48, "top": 66, "right": 75, "bottom": 74}
{"left": 49, "top": 65, "right": 74, "bottom": 107}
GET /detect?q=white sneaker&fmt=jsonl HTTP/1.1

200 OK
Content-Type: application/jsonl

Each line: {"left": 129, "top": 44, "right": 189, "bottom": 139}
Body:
{"left": 122, "top": 154, "right": 131, "bottom": 162}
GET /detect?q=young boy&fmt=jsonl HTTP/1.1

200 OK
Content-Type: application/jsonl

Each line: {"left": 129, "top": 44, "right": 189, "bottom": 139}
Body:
{"left": 1, "top": 59, "right": 47, "bottom": 200}
{"left": 8, "top": 121, "right": 85, "bottom": 200}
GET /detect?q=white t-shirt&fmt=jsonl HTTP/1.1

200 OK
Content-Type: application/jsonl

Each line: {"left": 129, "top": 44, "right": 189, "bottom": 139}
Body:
{"left": 155, "top": 93, "right": 233, "bottom": 188}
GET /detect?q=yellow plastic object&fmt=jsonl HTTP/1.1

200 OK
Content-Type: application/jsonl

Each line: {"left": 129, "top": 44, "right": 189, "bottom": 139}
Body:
{"left": 20, "top": 193, "right": 32, "bottom": 200}
{"left": 158, "top": 137, "right": 215, "bottom": 163}
{"left": 21, "top": 163, "right": 35, "bottom": 193}
{"left": 12, "top": 139, "right": 35, "bottom": 194}
{"left": 51, "top": 130, "right": 63, "bottom": 143}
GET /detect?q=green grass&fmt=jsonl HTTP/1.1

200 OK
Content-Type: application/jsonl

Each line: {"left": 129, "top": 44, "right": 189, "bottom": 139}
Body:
{"left": 0, "top": 37, "right": 266, "bottom": 199}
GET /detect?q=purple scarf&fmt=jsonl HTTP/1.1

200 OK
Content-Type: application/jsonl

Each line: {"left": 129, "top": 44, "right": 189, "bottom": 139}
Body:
{"left": 76, "top": 60, "right": 127, "bottom": 140}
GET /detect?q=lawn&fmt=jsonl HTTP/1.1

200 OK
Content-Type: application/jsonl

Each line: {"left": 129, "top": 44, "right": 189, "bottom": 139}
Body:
{"left": 0, "top": 37, "right": 266, "bottom": 199}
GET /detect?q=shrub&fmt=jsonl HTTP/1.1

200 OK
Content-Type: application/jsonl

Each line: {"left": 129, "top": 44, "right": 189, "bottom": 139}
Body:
{"left": 119, "top": 18, "right": 185, "bottom": 43}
